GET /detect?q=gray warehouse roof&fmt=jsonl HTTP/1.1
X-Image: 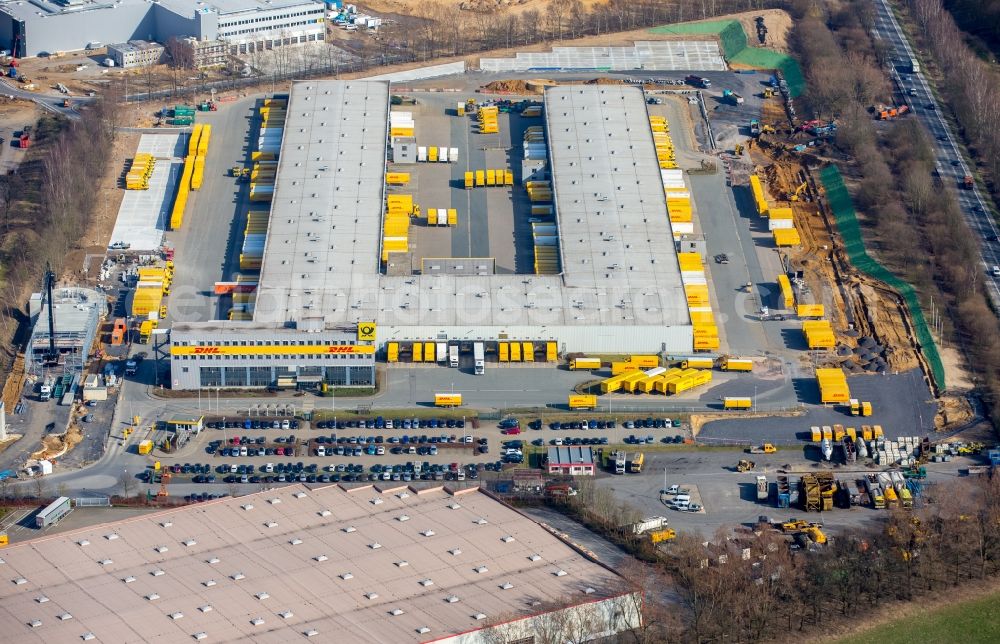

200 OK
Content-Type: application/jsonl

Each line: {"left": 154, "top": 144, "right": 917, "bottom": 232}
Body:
{"left": 546, "top": 85, "right": 683, "bottom": 294}
{"left": 548, "top": 446, "right": 596, "bottom": 465}
{"left": 254, "top": 80, "right": 389, "bottom": 324}
{"left": 0, "top": 484, "right": 628, "bottom": 643}
{"left": 249, "top": 81, "right": 689, "bottom": 330}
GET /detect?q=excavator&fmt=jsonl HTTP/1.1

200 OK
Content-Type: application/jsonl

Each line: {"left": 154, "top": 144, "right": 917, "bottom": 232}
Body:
{"left": 785, "top": 181, "right": 808, "bottom": 202}
{"left": 736, "top": 459, "right": 756, "bottom": 472}
{"left": 779, "top": 519, "right": 827, "bottom": 544}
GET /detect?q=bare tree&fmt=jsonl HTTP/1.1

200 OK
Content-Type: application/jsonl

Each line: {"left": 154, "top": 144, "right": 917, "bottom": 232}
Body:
{"left": 118, "top": 470, "right": 135, "bottom": 498}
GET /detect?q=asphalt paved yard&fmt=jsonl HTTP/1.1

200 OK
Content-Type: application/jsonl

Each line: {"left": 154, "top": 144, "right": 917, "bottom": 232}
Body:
{"left": 698, "top": 368, "right": 936, "bottom": 444}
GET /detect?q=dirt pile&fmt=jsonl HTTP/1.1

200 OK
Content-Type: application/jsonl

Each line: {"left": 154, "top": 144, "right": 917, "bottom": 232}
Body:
{"left": 757, "top": 157, "right": 921, "bottom": 375}
{"left": 458, "top": 0, "right": 530, "bottom": 11}
{"left": 481, "top": 79, "right": 552, "bottom": 94}
{"left": 31, "top": 422, "right": 82, "bottom": 461}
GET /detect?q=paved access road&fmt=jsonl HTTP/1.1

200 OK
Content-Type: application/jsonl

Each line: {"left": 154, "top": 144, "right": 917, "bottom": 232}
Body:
{"left": 870, "top": 0, "right": 1000, "bottom": 305}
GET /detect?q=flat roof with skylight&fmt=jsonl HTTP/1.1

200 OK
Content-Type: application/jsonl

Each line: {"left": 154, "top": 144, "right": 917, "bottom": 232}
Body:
{"left": 0, "top": 484, "right": 635, "bottom": 643}
{"left": 249, "top": 81, "right": 689, "bottom": 337}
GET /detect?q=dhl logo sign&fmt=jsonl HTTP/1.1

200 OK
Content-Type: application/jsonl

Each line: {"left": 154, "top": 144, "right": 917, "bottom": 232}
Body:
{"left": 171, "top": 344, "right": 376, "bottom": 356}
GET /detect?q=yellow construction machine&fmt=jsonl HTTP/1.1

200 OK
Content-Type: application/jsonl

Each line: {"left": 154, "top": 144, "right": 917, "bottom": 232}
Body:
{"left": 736, "top": 459, "right": 756, "bottom": 472}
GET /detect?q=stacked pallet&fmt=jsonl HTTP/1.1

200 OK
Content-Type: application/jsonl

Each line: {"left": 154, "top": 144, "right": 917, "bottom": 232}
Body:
{"left": 478, "top": 105, "right": 499, "bottom": 134}
{"left": 125, "top": 153, "right": 155, "bottom": 190}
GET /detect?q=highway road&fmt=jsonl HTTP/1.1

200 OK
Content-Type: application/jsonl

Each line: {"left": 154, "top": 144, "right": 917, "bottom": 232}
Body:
{"left": 870, "top": 0, "right": 1000, "bottom": 306}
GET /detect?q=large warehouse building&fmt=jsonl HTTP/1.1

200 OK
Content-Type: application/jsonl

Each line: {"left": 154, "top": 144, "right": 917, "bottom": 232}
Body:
{"left": 0, "top": 484, "right": 641, "bottom": 642}
{"left": 169, "top": 80, "right": 693, "bottom": 390}
{"left": 0, "top": 0, "right": 325, "bottom": 58}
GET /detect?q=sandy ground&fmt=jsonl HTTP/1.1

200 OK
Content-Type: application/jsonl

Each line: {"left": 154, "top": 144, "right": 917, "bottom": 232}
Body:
{"left": 732, "top": 9, "right": 792, "bottom": 53}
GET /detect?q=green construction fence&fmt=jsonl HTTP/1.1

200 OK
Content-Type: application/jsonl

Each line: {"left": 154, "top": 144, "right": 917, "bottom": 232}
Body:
{"left": 649, "top": 20, "right": 805, "bottom": 97}
{"left": 819, "top": 165, "right": 945, "bottom": 389}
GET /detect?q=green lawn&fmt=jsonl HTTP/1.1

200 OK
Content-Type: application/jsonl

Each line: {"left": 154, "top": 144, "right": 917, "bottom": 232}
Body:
{"left": 836, "top": 589, "right": 1000, "bottom": 644}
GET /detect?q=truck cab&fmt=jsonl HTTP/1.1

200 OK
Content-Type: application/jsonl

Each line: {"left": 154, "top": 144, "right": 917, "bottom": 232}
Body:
{"left": 125, "top": 360, "right": 138, "bottom": 376}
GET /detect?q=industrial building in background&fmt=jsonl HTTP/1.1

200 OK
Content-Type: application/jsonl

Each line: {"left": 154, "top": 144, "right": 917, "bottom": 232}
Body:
{"left": 168, "top": 80, "right": 693, "bottom": 390}
{"left": 106, "top": 40, "right": 165, "bottom": 69}
{"left": 26, "top": 284, "right": 104, "bottom": 379}
{"left": 0, "top": 484, "right": 641, "bottom": 642}
{"left": 0, "top": 0, "right": 326, "bottom": 58}
{"left": 169, "top": 81, "right": 693, "bottom": 387}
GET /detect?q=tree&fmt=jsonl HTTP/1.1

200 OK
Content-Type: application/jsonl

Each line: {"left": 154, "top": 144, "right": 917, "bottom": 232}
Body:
{"left": 118, "top": 470, "right": 135, "bottom": 498}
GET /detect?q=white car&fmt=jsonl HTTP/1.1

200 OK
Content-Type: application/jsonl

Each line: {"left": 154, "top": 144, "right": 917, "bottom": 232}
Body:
{"left": 462, "top": 435, "right": 473, "bottom": 443}
{"left": 281, "top": 419, "right": 290, "bottom": 430}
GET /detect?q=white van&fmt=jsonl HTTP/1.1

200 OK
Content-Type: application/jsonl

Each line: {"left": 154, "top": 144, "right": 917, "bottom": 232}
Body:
{"left": 316, "top": 446, "right": 326, "bottom": 457}
{"left": 672, "top": 495, "right": 691, "bottom": 509}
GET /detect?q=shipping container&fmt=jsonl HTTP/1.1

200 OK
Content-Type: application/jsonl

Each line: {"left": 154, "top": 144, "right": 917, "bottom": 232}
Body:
{"left": 387, "top": 342, "right": 399, "bottom": 363}
{"left": 522, "top": 341, "right": 533, "bottom": 362}
{"left": 434, "top": 393, "right": 462, "bottom": 407}
{"left": 720, "top": 357, "right": 753, "bottom": 371}
{"left": 499, "top": 342, "right": 509, "bottom": 362}
{"left": 723, "top": 397, "right": 752, "bottom": 409}
{"left": 570, "top": 357, "right": 601, "bottom": 370}
{"left": 424, "top": 342, "right": 436, "bottom": 362}
{"left": 569, "top": 395, "right": 598, "bottom": 410}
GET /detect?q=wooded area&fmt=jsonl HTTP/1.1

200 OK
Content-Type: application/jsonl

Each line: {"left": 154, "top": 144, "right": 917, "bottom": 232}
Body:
{"left": 0, "top": 89, "right": 119, "bottom": 370}
{"left": 907, "top": 0, "right": 1000, "bottom": 216}
{"left": 789, "top": 0, "right": 1000, "bottom": 423}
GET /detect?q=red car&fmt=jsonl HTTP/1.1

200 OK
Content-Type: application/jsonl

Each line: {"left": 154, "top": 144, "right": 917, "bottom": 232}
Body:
{"left": 501, "top": 427, "right": 521, "bottom": 435}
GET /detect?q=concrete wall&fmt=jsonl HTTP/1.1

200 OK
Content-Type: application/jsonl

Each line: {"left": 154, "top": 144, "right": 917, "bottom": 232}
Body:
{"left": 438, "top": 593, "right": 642, "bottom": 644}
{"left": 153, "top": 4, "right": 201, "bottom": 43}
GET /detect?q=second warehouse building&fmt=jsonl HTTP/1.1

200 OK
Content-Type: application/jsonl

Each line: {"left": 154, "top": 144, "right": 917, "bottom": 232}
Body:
{"left": 169, "top": 80, "right": 694, "bottom": 390}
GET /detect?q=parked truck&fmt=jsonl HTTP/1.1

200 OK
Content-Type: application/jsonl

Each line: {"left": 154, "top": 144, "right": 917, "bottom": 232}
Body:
{"left": 473, "top": 342, "right": 485, "bottom": 375}
{"left": 722, "top": 89, "right": 744, "bottom": 105}
{"left": 749, "top": 119, "right": 761, "bottom": 137}
{"left": 570, "top": 357, "right": 601, "bottom": 370}
{"left": 685, "top": 75, "right": 711, "bottom": 88}
{"left": 756, "top": 475, "right": 769, "bottom": 501}
{"left": 448, "top": 344, "right": 459, "bottom": 368}
{"left": 631, "top": 516, "right": 669, "bottom": 535}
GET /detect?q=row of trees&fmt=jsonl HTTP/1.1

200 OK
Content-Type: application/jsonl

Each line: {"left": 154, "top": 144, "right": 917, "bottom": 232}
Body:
{"left": 660, "top": 474, "right": 1000, "bottom": 643}
{"left": 907, "top": 0, "right": 1000, "bottom": 209}
{"left": 0, "top": 90, "right": 120, "bottom": 371}
{"left": 790, "top": 0, "right": 1000, "bottom": 419}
